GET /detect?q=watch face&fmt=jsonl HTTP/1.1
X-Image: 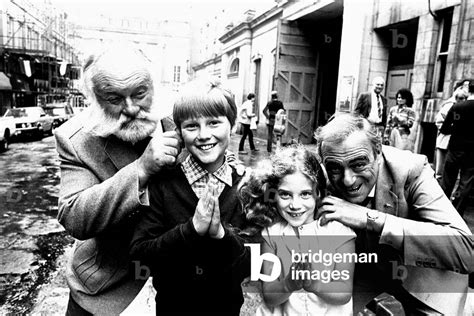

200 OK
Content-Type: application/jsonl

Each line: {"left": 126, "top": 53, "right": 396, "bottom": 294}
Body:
{"left": 367, "top": 210, "right": 379, "bottom": 220}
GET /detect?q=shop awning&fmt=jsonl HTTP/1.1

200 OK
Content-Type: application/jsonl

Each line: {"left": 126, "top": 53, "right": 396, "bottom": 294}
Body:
{"left": 0, "top": 72, "right": 12, "bottom": 90}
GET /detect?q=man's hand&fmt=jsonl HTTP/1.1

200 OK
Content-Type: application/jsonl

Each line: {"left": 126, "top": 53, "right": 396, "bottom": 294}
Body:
{"left": 317, "top": 196, "right": 370, "bottom": 230}
{"left": 137, "top": 131, "right": 181, "bottom": 186}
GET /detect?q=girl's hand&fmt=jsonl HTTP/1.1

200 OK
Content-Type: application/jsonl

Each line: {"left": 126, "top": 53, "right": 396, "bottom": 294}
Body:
{"left": 284, "top": 262, "right": 306, "bottom": 293}
{"left": 301, "top": 261, "right": 313, "bottom": 291}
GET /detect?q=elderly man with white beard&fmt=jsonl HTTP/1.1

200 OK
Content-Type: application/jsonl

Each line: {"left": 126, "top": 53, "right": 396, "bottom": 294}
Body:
{"left": 55, "top": 45, "right": 181, "bottom": 315}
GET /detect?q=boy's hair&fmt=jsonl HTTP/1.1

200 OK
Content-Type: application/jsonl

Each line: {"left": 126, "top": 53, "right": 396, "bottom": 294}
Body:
{"left": 238, "top": 144, "right": 325, "bottom": 235}
{"left": 247, "top": 93, "right": 255, "bottom": 100}
{"left": 173, "top": 79, "right": 237, "bottom": 130}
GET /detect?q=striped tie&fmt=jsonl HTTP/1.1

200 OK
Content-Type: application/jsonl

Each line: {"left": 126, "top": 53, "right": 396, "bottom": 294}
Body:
{"left": 377, "top": 94, "right": 382, "bottom": 120}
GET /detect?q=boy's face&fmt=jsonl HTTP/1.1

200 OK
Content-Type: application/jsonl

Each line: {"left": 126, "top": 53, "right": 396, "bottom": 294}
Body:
{"left": 180, "top": 115, "right": 231, "bottom": 173}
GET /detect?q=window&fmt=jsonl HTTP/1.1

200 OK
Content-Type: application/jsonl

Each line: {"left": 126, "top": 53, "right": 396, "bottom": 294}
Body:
{"left": 228, "top": 58, "right": 239, "bottom": 78}
{"left": 434, "top": 8, "right": 453, "bottom": 93}
{"left": 173, "top": 66, "right": 181, "bottom": 83}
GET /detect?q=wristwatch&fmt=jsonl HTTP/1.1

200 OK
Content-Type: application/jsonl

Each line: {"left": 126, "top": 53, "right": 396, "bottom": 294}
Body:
{"left": 366, "top": 209, "right": 380, "bottom": 232}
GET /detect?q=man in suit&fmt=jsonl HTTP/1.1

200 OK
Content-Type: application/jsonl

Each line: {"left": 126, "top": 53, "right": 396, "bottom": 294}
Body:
{"left": 315, "top": 113, "right": 472, "bottom": 315}
{"left": 440, "top": 80, "right": 474, "bottom": 217}
{"left": 55, "top": 45, "right": 181, "bottom": 315}
{"left": 354, "top": 77, "right": 388, "bottom": 137}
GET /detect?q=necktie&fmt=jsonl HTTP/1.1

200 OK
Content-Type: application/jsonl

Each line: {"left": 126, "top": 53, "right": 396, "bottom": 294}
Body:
{"left": 377, "top": 94, "right": 382, "bottom": 120}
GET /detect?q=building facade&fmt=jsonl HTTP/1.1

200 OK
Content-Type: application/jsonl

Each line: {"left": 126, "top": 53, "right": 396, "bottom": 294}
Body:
{"left": 0, "top": 0, "right": 81, "bottom": 115}
{"left": 193, "top": 0, "right": 473, "bottom": 159}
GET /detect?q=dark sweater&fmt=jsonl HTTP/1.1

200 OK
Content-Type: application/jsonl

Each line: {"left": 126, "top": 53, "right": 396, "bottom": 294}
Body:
{"left": 440, "top": 99, "right": 474, "bottom": 151}
{"left": 130, "top": 166, "right": 252, "bottom": 316}
{"left": 264, "top": 99, "right": 284, "bottom": 125}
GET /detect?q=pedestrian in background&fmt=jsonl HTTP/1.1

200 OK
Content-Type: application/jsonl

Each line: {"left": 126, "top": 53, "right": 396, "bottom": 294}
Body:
{"left": 386, "top": 88, "right": 416, "bottom": 150}
{"left": 263, "top": 91, "right": 284, "bottom": 153}
{"left": 354, "top": 76, "right": 388, "bottom": 138}
{"left": 434, "top": 83, "right": 469, "bottom": 182}
{"left": 238, "top": 93, "right": 258, "bottom": 155}
{"left": 440, "top": 80, "right": 474, "bottom": 217}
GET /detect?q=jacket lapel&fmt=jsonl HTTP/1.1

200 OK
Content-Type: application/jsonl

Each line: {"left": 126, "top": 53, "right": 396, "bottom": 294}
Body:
{"left": 104, "top": 136, "right": 139, "bottom": 171}
{"left": 374, "top": 157, "right": 398, "bottom": 216}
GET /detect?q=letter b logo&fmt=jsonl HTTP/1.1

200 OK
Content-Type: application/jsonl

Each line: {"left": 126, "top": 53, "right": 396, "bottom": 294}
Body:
{"left": 245, "top": 244, "right": 281, "bottom": 282}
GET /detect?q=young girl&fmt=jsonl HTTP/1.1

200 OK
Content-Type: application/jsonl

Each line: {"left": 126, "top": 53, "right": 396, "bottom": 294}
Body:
{"left": 239, "top": 145, "right": 356, "bottom": 315}
{"left": 130, "top": 80, "right": 251, "bottom": 316}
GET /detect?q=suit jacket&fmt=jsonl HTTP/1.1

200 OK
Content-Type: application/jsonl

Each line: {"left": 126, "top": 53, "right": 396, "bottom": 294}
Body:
{"left": 354, "top": 92, "right": 388, "bottom": 127}
{"left": 55, "top": 112, "right": 150, "bottom": 314}
{"left": 353, "top": 146, "right": 472, "bottom": 315}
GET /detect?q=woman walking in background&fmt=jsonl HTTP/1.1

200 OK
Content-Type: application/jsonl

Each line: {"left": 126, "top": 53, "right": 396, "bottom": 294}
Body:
{"left": 386, "top": 88, "right": 416, "bottom": 150}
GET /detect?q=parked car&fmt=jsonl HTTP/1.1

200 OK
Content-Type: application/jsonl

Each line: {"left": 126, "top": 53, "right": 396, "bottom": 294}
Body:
{"left": 43, "top": 103, "right": 75, "bottom": 128}
{"left": 0, "top": 116, "right": 16, "bottom": 152}
{"left": 3, "top": 107, "right": 54, "bottom": 138}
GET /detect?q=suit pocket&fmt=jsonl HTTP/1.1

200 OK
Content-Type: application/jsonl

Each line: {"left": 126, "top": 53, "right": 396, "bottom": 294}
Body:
{"left": 72, "top": 239, "right": 129, "bottom": 295}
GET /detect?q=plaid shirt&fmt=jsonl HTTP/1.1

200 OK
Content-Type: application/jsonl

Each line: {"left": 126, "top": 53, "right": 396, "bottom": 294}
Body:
{"left": 181, "top": 154, "right": 232, "bottom": 199}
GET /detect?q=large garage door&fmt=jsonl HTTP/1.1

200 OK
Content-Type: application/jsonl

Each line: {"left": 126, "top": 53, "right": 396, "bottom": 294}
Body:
{"left": 275, "top": 20, "right": 318, "bottom": 144}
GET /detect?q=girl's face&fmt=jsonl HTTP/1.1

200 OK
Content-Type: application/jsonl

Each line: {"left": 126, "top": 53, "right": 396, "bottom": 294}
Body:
{"left": 180, "top": 115, "right": 231, "bottom": 173}
{"left": 276, "top": 171, "right": 317, "bottom": 227}
{"left": 396, "top": 94, "right": 406, "bottom": 106}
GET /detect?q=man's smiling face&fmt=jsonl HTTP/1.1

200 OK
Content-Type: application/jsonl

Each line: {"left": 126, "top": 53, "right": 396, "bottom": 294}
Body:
{"left": 321, "top": 131, "right": 380, "bottom": 204}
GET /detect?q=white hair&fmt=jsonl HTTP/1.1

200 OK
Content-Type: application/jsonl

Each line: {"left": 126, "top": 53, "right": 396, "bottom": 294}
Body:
{"left": 80, "top": 43, "right": 160, "bottom": 142}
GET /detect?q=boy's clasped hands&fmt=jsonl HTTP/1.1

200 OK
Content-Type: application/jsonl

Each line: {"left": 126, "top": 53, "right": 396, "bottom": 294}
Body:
{"left": 192, "top": 177, "right": 225, "bottom": 239}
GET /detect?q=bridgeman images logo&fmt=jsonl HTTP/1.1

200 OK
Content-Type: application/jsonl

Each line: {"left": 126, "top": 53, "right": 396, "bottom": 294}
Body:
{"left": 244, "top": 243, "right": 379, "bottom": 283}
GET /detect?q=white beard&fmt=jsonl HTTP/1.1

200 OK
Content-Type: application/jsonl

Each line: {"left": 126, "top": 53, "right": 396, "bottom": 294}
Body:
{"left": 83, "top": 99, "right": 159, "bottom": 143}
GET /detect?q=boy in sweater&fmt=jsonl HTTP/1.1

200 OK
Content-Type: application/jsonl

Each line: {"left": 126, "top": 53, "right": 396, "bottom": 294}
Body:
{"left": 130, "top": 80, "right": 251, "bottom": 315}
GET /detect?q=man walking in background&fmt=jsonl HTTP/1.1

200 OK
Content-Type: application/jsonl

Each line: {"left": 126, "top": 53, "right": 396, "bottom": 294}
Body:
{"left": 440, "top": 80, "right": 474, "bottom": 217}
{"left": 263, "top": 91, "right": 284, "bottom": 152}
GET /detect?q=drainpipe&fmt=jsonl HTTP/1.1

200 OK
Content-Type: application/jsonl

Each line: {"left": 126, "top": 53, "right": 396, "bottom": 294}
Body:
{"left": 428, "top": 0, "right": 439, "bottom": 20}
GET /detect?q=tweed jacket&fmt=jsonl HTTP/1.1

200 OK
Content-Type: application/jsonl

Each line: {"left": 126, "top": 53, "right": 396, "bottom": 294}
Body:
{"left": 55, "top": 113, "right": 151, "bottom": 315}
{"left": 353, "top": 145, "right": 472, "bottom": 315}
{"left": 354, "top": 92, "right": 388, "bottom": 127}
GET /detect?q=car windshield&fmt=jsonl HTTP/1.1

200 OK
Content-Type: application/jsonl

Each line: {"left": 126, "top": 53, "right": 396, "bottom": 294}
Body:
{"left": 45, "top": 108, "right": 65, "bottom": 116}
{"left": 4, "top": 108, "right": 43, "bottom": 118}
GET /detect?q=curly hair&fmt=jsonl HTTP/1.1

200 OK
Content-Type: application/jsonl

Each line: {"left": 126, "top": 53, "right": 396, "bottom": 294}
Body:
{"left": 238, "top": 144, "right": 325, "bottom": 235}
{"left": 396, "top": 88, "right": 414, "bottom": 107}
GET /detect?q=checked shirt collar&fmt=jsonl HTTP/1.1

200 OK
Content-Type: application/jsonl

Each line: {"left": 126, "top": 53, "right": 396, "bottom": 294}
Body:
{"left": 181, "top": 153, "right": 232, "bottom": 199}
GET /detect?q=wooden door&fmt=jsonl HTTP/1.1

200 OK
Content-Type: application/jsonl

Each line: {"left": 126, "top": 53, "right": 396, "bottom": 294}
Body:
{"left": 274, "top": 20, "right": 318, "bottom": 144}
{"left": 386, "top": 68, "right": 413, "bottom": 108}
